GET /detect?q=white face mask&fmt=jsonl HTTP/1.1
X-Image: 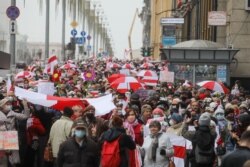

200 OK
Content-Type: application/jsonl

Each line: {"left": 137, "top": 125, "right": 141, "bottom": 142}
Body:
{"left": 169, "top": 119, "right": 175, "bottom": 126}
{"left": 153, "top": 115, "right": 161, "bottom": 119}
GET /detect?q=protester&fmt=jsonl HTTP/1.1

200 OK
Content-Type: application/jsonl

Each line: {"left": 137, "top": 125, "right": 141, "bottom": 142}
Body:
{"left": 25, "top": 108, "right": 46, "bottom": 167}
{"left": 100, "top": 116, "right": 136, "bottom": 167}
{"left": 57, "top": 119, "right": 99, "bottom": 167}
{"left": 79, "top": 105, "right": 108, "bottom": 142}
{"left": 48, "top": 107, "right": 74, "bottom": 166}
{"left": 166, "top": 113, "right": 183, "bottom": 136}
{"left": 141, "top": 120, "right": 174, "bottom": 167}
{"left": 221, "top": 130, "right": 250, "bottom": 167}
{"left": 183, "top": 113, "right": 216, "bottom": 167}
{"left": 0, "top": 98, "right": 30, "bottom": 167}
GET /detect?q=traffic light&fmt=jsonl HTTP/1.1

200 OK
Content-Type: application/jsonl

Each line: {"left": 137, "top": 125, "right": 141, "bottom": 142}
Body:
{"left": 147, "top": 47, "right": 153, "bottom": 57}
{"left": 141, "top": 47, "right": 146, "bottom": 57}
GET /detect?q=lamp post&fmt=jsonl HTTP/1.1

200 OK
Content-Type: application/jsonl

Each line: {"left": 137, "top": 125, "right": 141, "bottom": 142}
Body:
{"left": 45, "top": 0, "right": 50, "bottom": 60}
{"left": 61, "top": 0, "right": 66, "bottom": 61}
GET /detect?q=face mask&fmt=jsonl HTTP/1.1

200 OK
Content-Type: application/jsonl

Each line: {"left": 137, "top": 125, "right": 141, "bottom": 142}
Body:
{"left": 86, "top": 112, "right": 95, "bottom": 121}
{"left": 216, "top": 114, "right": 224, "bottom": 120}
{"left": 153, "top": 115, "right": 161, "bottom": 119}
{"left": 75, "top": 130, "right": 86, "bottom": 138}
{"left": 169, "top": 119, "right": 175, "bottom": 126}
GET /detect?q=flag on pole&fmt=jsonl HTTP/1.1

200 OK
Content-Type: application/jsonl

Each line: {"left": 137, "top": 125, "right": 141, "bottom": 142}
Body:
{"left": 44, "top": 55, "right": 58, "bottom": 74}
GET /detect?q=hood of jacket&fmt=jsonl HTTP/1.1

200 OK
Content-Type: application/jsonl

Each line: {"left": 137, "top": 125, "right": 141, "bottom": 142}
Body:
{"left": 103, "top": 127, "right": 125, "bottom": 142}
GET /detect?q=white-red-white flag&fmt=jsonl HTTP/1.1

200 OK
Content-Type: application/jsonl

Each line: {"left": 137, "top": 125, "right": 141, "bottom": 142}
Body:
{"left": 44, "top": 55, "right": 58, "bottom": 74}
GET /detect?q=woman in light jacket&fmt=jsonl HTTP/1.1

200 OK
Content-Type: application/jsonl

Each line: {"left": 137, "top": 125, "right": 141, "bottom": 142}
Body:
{"left": 142, "top": 120, "right": 174, "bottom": 167}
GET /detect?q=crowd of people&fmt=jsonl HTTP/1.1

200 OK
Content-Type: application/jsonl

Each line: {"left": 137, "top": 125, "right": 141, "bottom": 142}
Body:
{"left": 0, "top": 58, "right": 250, "bottom": 167}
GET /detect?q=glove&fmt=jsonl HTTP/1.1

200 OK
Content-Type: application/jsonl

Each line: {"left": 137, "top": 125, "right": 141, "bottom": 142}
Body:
{"left": 160, "top": 149, "right": 166, "bottom": 155}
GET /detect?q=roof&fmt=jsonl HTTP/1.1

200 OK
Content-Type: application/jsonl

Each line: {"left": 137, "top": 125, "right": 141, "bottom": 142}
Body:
{"left": 172, "top": 40, "right": 224, "bottom": 49}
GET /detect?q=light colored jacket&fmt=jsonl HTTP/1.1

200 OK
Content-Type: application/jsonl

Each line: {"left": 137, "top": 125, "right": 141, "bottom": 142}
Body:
{"left": 166, "top": 122, "right": 184, "bottom": 136}
{"left": 49, "top": 116, "right": 73, "bottom": 158}
{"left": 0, "top": 103, "right": 30, "bottom": 166}
{"left": 142, "top": 133, "right": 174, "bottom": 167}
{"left": 0, "top": 107, "right": 30, "bottom": 131}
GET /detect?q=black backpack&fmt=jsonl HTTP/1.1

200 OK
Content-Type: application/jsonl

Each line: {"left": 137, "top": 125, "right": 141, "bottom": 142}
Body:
{"left": 194, "top": 143, "right": 214, "bottom": 164}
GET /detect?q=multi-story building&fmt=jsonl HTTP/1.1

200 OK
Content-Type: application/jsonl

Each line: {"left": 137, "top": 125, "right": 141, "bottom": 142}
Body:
{"left": 143, "top": 0, "right": 250, "bottom": 88}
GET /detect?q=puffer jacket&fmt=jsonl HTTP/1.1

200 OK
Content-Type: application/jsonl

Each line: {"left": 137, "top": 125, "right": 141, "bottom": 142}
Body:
{"left": 142, "top": 133, "right": 174, "bottom": 167}
{"left": 57, "top": 137, "right": 99, "bottom": 167}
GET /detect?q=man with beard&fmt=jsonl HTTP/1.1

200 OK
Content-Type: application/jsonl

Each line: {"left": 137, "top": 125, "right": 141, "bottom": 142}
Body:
{"left": 79, "top": 105, "right": 109, "bottom": 142}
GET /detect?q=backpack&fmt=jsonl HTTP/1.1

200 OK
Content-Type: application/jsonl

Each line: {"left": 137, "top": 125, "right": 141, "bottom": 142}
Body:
{"left": 195, "top": 144, "right": 214, "bottom": 164}
{"left": 101, "top": 135, "right": 121, "bottom": 167}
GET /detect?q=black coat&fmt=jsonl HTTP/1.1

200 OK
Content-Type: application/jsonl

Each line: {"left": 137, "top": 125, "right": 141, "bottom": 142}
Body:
{"left": 221, "top": 146, "right": 250, "bottom": 167}
{"left": 57, "top": 137, "right": 99, "bottom": 167}
{"left": 100, "top": 127, "right": 136, "bottom": 167}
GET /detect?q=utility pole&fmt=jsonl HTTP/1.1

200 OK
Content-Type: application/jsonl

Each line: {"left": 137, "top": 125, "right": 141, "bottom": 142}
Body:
{"left": 10, "top": 0, "right": 16, "bottom": 70}
{"left": 73, "top": 0, "right": 76, "bottom": 60}
{"left": 45, "top": 0, "right": 50, "bottom": 60}
{"left": 61, "top": 0, "right": 66, "bottom": 61}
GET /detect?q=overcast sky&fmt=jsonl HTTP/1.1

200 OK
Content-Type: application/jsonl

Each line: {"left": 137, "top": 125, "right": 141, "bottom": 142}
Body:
{"left": 16, "top": 0, "right": 143, "bottom": 58}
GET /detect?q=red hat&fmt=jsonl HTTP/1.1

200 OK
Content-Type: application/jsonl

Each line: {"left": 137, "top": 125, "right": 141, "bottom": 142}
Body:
{"left": 152, "top": 108, "right": 164, "bottom": 117}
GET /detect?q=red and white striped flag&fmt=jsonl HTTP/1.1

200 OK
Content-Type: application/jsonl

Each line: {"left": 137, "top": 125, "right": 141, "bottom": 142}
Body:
{"left": 167, "top": 133, "right": 186, "bottom": 167}
{"left": 44, "top": 55, "right": 58, "bottom": 74}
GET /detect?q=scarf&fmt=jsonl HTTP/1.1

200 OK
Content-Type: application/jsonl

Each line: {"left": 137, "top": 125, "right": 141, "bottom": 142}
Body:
{"left": 123, "top": 119, "right": 138, "bottom": 141}
{"left": 148, "top": 132, "right": 162, "bottom": 162}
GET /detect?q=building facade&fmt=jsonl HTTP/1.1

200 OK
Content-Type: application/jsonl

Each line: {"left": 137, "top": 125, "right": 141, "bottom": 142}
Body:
{"left": 143, "top": 0, "right": 250, "bottom": 88}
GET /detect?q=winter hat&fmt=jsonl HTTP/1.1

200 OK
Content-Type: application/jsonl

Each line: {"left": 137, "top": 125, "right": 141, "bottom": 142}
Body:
{"left": 199, "top": 112, "right": 211, "bottom": 126}
{"left": 130, "top": 93, "right": 140, "bottom": 101}
{"left": 225, "top": 103, "right": 234, "bottom": 110}
{"left": 214, "top": 108, "right": 225, "bottom": 116}
{"left": 171, "top": 113, "right": 183, "bottom": 123}
{"left": 239, "top": 103, "right": 248, "bottom": 109}
{"left": 237, "top": 114, "right": 250, "bottom": 126}
{"left": 141, "top": 104, "right": 152, "bottom": 113}
{"left": 0, "top": 98, "right": 10, "bottom": 107}
{"left": 152, "top": 107, "right": 164, "bottom": 117}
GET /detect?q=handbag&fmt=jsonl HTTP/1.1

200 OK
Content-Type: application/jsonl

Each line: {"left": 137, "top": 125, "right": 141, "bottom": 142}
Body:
{"left": 168, "top": 157, "right": 176, "bottom": 167}
{"left": 44, "top": 143, "right": 53, "bottom": 162}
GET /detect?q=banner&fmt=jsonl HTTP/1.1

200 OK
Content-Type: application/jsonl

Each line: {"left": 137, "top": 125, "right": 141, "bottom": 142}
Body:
{"left": 159, "top": 70, "right": 175, "bottom": 83}
{"left": 15, "top": 86, "right": 115, "bottom": 115}
{"left": 86, "top": 94, "right": 116, "bottom": 116}
{"left": 38, "top": 82, "right": 55, "bottom": 95}
{"left": 0, "top": 131, "right": 19, "bottom": 150}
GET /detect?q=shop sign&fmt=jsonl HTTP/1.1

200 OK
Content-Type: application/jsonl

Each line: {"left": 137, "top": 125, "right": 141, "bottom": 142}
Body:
{"left": 208, "top": 11, "right": 227, "bottom": 26}
{"left": 162, "top": 36, "right": 176, "bottom": 47}
{"left": 161, "top": 18, "right": 184, "bottom": 24}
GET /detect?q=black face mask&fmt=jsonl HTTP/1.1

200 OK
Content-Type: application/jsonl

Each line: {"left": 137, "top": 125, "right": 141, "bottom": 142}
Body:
{"left": 181, "top": 96, "right": 187, "bottom": 101}
{"left": 86, "top": 112, "right": 95, "bottom": 121}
